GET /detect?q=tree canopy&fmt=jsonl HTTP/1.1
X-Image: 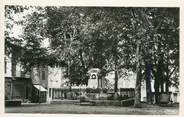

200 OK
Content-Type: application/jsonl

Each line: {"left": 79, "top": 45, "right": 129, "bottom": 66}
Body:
{"left": 5, "top": 6, "right": 179, "bottom": 106}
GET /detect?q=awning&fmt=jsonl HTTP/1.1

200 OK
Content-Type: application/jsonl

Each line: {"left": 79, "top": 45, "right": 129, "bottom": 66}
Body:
{"left": 33, "top": 85, "right": 47, "bottom": 92}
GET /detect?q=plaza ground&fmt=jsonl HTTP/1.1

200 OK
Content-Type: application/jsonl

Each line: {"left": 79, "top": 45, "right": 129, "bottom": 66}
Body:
{"left": 5, "top": 103, "right": 179, "bottom": 115}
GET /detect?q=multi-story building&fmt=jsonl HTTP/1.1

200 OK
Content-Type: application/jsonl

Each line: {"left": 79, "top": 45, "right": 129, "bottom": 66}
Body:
{"left": 5, "top": 54, "right": 32, "bottom": 102}
{"left": 31, "top": 66, "right": 67, "bottom": 103}
{"left": 5, "top": 52, "right": 68, "bottom": 103}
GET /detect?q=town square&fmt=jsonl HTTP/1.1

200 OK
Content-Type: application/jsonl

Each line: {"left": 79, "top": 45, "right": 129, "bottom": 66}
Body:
{"left": 4, "top": 6, "right": 179, "bottom": 114}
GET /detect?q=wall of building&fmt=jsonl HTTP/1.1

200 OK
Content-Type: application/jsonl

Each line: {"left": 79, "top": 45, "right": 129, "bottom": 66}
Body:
{"left": 5, "top": 78, "right": 12, "bottom": 100}
{"left": 105, "top": 71, "right": 176, "bottom": 102}
{"left": 31, "top": 67, "right": 48, "bottom": 88}
{"left": 47, "top": 67, "right": 66, "bottom": 102}
{"left": 47, "top": 67, "right": 64, "bottom": 88}
{"left": 118, "top": 73, "right": 136, "bottom": 89}
{"left": 31, "top": 66, "right": 66, "bottom": 102}
{"left": 5, "top": 54, "right": 32, "bottom": 101}
{"left": 5, "top": 55, "right": 12, "bottom": 77}
{"left": 5, "top": 54, "right": 30, "bottom": 78}
{"left": 12, "top": 79, "right": 32, "bottom": 100}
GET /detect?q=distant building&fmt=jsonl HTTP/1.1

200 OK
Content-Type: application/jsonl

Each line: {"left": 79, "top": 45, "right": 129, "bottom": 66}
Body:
{"left": 105, "top": 70, "right": 179, "bottom": 103}
{"left": 4, "top": 52, "right": 68, "bottom": 103}
{"left": 5, "top": 54, "right": 32, "bottom": 102}
{"left": 31, "top": 66, "right": 66, "bottom": 102}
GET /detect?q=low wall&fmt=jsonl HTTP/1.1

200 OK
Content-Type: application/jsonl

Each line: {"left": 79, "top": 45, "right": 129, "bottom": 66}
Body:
{"left": 50, "top": 100, "right": 80, "bottom": 104}
{"left": 5, "top": 100, "right": 21, "bottom": 107}
{"left": 89, "top": 98, "right": 134, "bottom": 106}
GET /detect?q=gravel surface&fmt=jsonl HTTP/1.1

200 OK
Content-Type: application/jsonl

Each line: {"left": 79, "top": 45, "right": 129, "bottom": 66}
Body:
{"left": 5, "top": 103, "right": 179, "bottom": 115}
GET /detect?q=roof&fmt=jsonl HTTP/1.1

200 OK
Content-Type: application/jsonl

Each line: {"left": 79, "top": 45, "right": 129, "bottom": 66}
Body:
{"left": 33, "top": 85, "right": 47, "bottom": 92}
{"left": 6, "top": 77, "right": 32, "bottom": 82}
{"left": 88, "top": 68, "right": 101, "bottom": 74}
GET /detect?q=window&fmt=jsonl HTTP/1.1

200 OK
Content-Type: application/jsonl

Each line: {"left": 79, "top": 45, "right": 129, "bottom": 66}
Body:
{"left": 49, "top": 88, "right": 51, "bottom": 97}
{"left": 42, "top": 70, "right": 45, "bottom": 80}
{"left": 5, "top": 57, "right": 7, "bottom": 73}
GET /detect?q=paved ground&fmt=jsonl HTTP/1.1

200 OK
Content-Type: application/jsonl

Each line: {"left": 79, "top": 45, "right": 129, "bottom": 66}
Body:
{"left": 5, "top": 103, "right": 179, "bottom": 115}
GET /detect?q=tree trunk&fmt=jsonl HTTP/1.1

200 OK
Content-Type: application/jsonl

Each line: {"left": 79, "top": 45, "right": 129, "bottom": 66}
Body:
{"left": 159, "top": 58, "right": 164, "bottom": 93}
{"left": 11, "top": 51, "right": 17, "bottom": 77}
{"left": 146, "top": 62, "right": 152, "bottom": 104}
{"left": 114, "top": 58, "right": 118, "bottom": 93}
{"left": 113, "top": 38, "right": 118, "bottom": 93}
{"left": 68, "top": 60, "right": 72, "bottom": 91}
{"left": 154, "top": 76, "right": 160, "bottom": 104}
{"left": 165, "top": 58, "right": 169, "bottom": 93}
{"left": 134, "top": 40, "right": 141, "bottom": 108}
{"left": 79, "top": 49, "right": 87, "bottom": 84}
{"left": 160, "top": 78, "right": 164, "bottom": 92}
{"left": 145, "top": 62, "right": 152, "bottom": 104}
{"left": 155, "top": 55, "right": 164, "bottom": 104}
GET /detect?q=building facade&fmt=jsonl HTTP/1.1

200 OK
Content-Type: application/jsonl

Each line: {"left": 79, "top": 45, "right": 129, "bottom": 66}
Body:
{"left": 5, "top": 54, "right": 32, "bottom": 102}
{"left": 5, "top": 51, "right": 179, "bottom": 104}
{"left": 105, "top": 71, "right": 179, "bottom": 103}
{"left": 31, "top": 66, "right": 66, "bottom": 103}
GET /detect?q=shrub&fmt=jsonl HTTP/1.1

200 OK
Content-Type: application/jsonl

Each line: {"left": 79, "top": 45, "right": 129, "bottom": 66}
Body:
{"left": 86, "top": 88, "right": 108, "bottom": 93}
{"left": 86, "top": 88, "right": 100, "bottom": 93}
{"left": 121, "top": 98, "right": 134, "bottom": 106}
{"left": 118, "top": 95, "right": 129, "bottom": 101}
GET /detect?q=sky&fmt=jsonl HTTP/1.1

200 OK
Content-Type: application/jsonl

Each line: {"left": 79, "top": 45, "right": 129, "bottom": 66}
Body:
{"left": 7, "top": 6, "right": 50, "bottom": 48}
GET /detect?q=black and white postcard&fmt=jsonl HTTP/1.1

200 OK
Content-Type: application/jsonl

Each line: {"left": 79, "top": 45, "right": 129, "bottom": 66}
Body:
{"left": 1, "top": 0, "right": 183, "bottom": 117}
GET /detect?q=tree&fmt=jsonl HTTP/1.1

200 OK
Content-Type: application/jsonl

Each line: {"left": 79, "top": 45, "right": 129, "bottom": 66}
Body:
{"left": 130, "top": 8, "right": 179, "bottom": 105}
{"left": 5, "top": 5, "right": 27, "bottom": 76}
{"left": 5, "top": 6, "right": 179, "bottom": 106}
{"left": 147, "top": 8, "right": 179, "bottom": 104}
{"left": 5, "top": 6, "right": 66, "bottom": 76}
